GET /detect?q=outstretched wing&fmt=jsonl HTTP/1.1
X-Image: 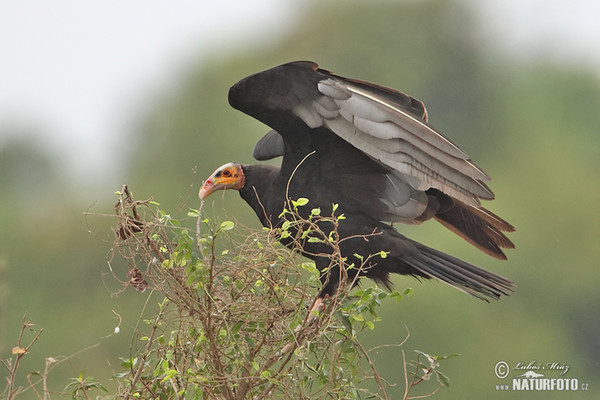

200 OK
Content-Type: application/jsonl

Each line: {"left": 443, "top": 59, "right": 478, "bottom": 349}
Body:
{"left": 237, "top": 61, "right": 491, "bottom": 207}
{"left": 230, "top": 61, "right": 513, "bottom": 259}
{"left": 296, "top": 65, "right": 493, "bottom": 207}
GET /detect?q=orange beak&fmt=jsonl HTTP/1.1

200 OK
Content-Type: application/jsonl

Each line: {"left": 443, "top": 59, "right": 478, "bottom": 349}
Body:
{"left": 199, "top": 162, "right": 245, "bottom": 200}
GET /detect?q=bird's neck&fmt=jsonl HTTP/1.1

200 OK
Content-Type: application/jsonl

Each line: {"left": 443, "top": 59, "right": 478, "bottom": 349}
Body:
{"left": 238, "top": 164, "right": 283, "bottom": 228}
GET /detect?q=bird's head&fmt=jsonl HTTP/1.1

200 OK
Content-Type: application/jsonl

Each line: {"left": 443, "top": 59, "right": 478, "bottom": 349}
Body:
{"left": 199, "top": 162, "right": 245, "bottom": 200}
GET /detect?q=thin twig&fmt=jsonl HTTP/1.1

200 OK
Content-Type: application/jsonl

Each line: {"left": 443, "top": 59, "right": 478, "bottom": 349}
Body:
{"left": 196, "top": 199, "right": 205, "bottom": 257}
{"left": 5, "top": 314, "right": 44, "bottom": 400}
{"left": 123, "top": 302, "right": 164, "bottom": 400}
{"left": 284, "top": 150, "right": 316, "bottom": 201}
{"left": 403, "top": 349, "right": 409, "bottom": 400}
{"left": 352, "top": 337, "right": 389, "bottom": 400}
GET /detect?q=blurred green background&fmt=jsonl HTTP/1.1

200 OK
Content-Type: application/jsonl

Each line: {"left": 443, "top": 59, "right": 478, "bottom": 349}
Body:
{"left": 2, "top": 0, "right": 599, "bottom": 398}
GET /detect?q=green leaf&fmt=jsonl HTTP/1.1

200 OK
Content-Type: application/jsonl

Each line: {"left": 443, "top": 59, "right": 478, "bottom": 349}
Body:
{"left": 435, "top": 353, "right": 461, "bottom": 360}
{"left": 301, "top": 262, "right": 319, "bottom": 276}
{"left": 435, "top": 370, "right": 451, "bottom": 387}
{"left": 119, "top": 357, "right": 137, "bottom": 368}
{"left": 161, "top": 369, "right": 178, "bottom": 382}
{"left": 414, "top": 350, "right": 439, "bottom": 368}
{"left": 260, "top": 369, "right": 272, "bottom": 379}
{"left": 219, "top": 220, "right": 235, "bottom": 231}
{"left": 231, "top": 321, "right": 244, "bottom": 335}
{"left": 390, "top": 291, "right": 403, "bottom": 303}
{"left": 301, "top": 228, "right": 312, "bottom": 239}
{"left": 292, "top": 197, "right": 309, "bottom": 208}
{"left": 341, "top": 315, "right": 353, "bottom": 332}
{"left": 88, "top": 381, "right": 108, "bottom": 392}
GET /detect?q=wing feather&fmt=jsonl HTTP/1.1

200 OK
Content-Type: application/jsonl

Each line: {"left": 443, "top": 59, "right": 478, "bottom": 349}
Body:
{"left": 253, "top": 129, "right": 284, "bottom": 160}
{"left": 352, "top": 117, "right": 489, "bottom": 181}
{"left": 287, "top": 76, "right": 494, "bottom": 206}
{"left": 345, "top": 84, "right": 469, "bottom": 158}
{"left": 324, "top": 116, "right": 484, "bottom": 206}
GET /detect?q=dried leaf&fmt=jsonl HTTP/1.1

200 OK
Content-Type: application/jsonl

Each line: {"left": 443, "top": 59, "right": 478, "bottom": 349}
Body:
{"left": 127, "top": 268, "right": 148, "bottom": 292}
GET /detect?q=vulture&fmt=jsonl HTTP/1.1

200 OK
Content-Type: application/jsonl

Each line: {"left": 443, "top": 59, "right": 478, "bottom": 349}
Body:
{"left": 199, "top": 61, "right": 515, "bottom": 303}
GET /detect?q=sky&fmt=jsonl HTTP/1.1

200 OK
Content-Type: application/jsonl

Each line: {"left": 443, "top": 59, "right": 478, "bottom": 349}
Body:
{"left": 1, "top": 0, "right": 599, "bottom": 186}
{"left": 470, "top": 0, "right": 600, "bottom": 66}
{"left": 0, "top": 0, "right": 303, "bottom": 183}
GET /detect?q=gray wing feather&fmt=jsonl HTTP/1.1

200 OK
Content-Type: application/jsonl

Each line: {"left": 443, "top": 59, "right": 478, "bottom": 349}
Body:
{"left": 290, "top": 77, "right": 493, "bottom": 206}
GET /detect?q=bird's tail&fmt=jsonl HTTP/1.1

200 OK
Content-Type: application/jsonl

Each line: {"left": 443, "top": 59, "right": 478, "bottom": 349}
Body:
{"left": 403, "top": 241, "right": 515, "bottom": 301}
{"left": 435, "top": 200, "right": 515, "bottom": 260}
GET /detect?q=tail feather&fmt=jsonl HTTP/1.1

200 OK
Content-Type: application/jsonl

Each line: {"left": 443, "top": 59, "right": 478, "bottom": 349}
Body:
{"left": 404, "top": 241, "right": 515, "bottom": 301}
{"left": 435, "top": 200, "right": 515, "bottom": 260}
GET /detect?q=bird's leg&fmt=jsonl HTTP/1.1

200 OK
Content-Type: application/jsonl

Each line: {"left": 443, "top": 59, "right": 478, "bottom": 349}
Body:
{"left": 308, "top": 296, "right": 326, "bottom": 318}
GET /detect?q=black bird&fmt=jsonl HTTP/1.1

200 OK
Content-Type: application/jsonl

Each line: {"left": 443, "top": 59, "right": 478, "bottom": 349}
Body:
{"left": 199, "top": 61, "right": 515, "bottom": 303}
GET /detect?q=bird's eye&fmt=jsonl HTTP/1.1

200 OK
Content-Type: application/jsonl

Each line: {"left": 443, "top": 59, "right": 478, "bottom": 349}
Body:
{"left": 223, "top": 169, "right": 231, "bottom": 177}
